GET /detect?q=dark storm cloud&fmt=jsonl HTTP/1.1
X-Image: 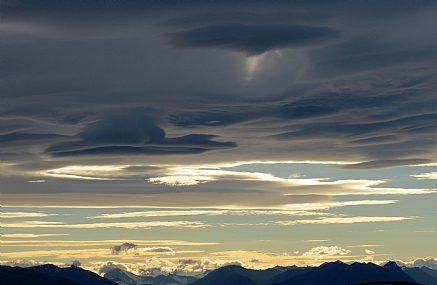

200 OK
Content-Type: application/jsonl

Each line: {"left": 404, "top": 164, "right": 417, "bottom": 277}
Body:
{"left": 167, "top": 23, "right": 338, "bottom": 55}
{"left": 2, "top": 1, "right": 437, "bottom": 170}
{"left": 45, "top": 108, "right": 237, "bottom": 157}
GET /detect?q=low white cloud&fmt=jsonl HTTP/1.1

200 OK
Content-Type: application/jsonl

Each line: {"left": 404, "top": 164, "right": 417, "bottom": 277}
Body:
{"left": 1, "top": 239, "right": 217, "bottom": 247}
{"left": 392, "top": 257, "right": 437, "bottom": 270}
{"left": 302, "top": 246, "right": 351, "bottom": 259}
{"left": 1, "top": 220, "right": 210, "bottom": 229}
{"left": 0, "top": 259, "right": 64, "bottom": 268}
{"left": 1, "top": 212, "right": 56, "bottom": 218}
{"left": 1, "top": 233, "right": 69, "bottom": 238}
{"left": 273, "top": 216, "right": 415, "bottom": 226}
{"left": 365, "top": 249, "right": 376, "bottom": 254}
{"left": 88, "top": 210, "right": 229, "bottom": 219}
{"left": 410, "top": 172, "right": 437, "bottom": 180}
{"left": 412, "top": 257, "right": 437, "bottom": 270}
{"left": 142, "top": 247, "right": 175, "bottom": 256}
{"left": 88, "top": 209, "right": 333, "bottom": 219}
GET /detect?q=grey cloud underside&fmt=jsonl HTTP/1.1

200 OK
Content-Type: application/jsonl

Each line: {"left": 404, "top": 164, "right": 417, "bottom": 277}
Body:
{"left": 340, "top": 159, "right": 433, "bottom": 170}
{"left": 44, "top": 110, "right": 237, "bottom": 157}
{"left": 168, "top": 74, "right": 437, "bottom": 165}
{"left": 167, "top": 24, "right": 338, "bottom": 55}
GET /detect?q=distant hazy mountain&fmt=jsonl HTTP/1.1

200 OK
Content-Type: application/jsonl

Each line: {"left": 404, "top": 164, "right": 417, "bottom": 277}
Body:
{"left": 188, "top": 264, "right": 286, "bottom": 285}
{"left": 421, "top": 267, "right": 437, "bottom": 279}
{"left": 403, "top": 267, "right": 437, "bottom": 285}
{"left": 104, "top": 267, "right": 199, "bottom": 285}
{"left": 0, "top": 265, "right": 83, "bottom": 285}
{"left": 30, "top": 264, "right": 118, "bottom": 285}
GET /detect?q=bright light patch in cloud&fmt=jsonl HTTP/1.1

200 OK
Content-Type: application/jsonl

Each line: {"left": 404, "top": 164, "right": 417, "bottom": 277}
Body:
{"left": 44, "top": 165, "right": 129, "bottom": 180}
{"left": 365, "top": 249, "right": 376, "bottom": 254}
{"left": 243, "top": 51, "right": 282, "bottom": 82}
{"left": 148, "top": 166, "right": 281, "bottom": 186}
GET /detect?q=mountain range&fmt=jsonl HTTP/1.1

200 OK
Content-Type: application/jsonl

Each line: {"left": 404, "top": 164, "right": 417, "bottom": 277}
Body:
{"left": 2, "top": 261, "right": 437, "bottom": 285}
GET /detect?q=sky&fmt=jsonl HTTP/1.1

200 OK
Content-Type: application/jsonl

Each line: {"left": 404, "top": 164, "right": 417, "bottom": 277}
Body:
{"left": 1, "top": 0, "right": 437, "bottom": 276}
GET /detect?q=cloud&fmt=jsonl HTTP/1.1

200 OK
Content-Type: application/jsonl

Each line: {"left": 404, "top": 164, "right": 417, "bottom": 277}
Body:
{"left": 110, "top": 242, "right": 138, "bottom": 255}
{"left": 1, "top": 220, "right": 210, "bottom": 229}
{"left": 1, "top": 239, "right": 218, "bottom": 247}
{"left": 71, "top": 259, "right": 81, "bottom": 267}
{"left": 412, "top": 257, "right": 437, "bottom": 270}
{"left": 365, "top": 249, "right": 376, "bottom": 255}
{"left": 44, "top": 108, "right": 237, "bottom": 157}
{"left": 302, "top": 246, "right": 351, "bottom": 259}
{"left": 273, "top": 216, "right": 415, "bottom": 226}
{"left": 340, "top": 159, "right": 433, "bottom": 170}
{"left": 394, "top": 257, "right": 437, "bottom": 270}
{"left": 142, "top": 247, "right": 175, "bottom": 256}
{"left": 167, "top": 23, "right": 338, "bottom": 55}
{"left": 0, "top": 259, "right": 61, "bottom": 268}
{"left": 1, "top": 234, "right": 69, "bottom": 238}
{"left": 1, "top": 212, "right": 57, "bottom": 218}
{"left": 411, "top": 172, "right": 437, "bottom": 180}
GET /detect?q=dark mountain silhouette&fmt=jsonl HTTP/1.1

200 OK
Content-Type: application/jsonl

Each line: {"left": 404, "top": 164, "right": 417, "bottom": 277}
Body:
{"left": 267, "top": 265, "right": 312, "bottom": 284}
{"left": 269, "top": 261, "right": 417, "bottom": 285}
{"left": 0, "top": 265, "right": 83, "bottom": 285}
{"left": 30, "top": 264, "right": 117, "bottom": 285}
{"left": 351, "top": 281, "right": 424, "bottom": 285}
{"left": 403, "top": 267, "right": 437, "bottom": 285}
{"left": 189, "top": 264, "right": 284, "bottom": 285}
{"left": 191, "top": 261, "right": 422, "bottom": 285}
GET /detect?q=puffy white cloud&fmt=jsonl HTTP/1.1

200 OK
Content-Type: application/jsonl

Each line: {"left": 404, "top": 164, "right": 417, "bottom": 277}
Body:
{"left": 302, "top": 246, "right": 351, "bottom": 259}
{"left": 412, "top": 257, "right": 437, "bottom": 270}
{"left": 389, "top": 257, "right": 437, "bottom": 270}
